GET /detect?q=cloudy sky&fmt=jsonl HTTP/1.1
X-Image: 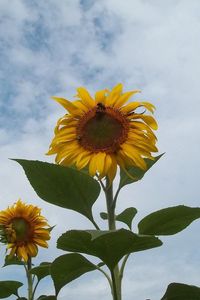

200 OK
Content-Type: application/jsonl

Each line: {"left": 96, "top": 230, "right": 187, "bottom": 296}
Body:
{"left": 0, "top": 0, "right": 200, "bottom": 299}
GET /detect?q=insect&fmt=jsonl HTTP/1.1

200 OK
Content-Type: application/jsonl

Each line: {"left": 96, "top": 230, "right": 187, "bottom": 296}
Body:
{"left": 96, "top": 102, "right": 106, "bottom": 111}
{"left": 95, "top": 102, "right": 106, "bottom": 120}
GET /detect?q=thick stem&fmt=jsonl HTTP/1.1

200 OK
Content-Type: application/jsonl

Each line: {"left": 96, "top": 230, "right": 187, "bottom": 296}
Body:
{"left": 26, "top": 257, "right": 33, "bottom": 300}
{"left": 105, "top": 177, "right": 122, "bottom": 300}
{"left": 105, "top": 178, "right": 116, "bottom": 230}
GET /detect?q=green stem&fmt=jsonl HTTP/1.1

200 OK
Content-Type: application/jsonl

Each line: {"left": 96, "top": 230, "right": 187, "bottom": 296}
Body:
{"left": 111, "top": 269, "right": 119, "bottom": 300}
{"left": 119, "top": 254, "right": 130, "bottom": 280}
{"left": 26, "top": 257, "right": 33, "bottom": 300}
{"left": 32, "top": 279, "right": 40, "bottom": 300}
{"left": 104, "top": 177, "right": 122, "bottom": 300}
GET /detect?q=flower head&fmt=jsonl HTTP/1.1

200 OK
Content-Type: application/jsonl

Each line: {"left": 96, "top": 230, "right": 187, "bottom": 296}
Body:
{"left": 47, "top": 84, "right": 158, "bottom": 182}
{"left": 0, "top": 199, "right": 50, "bottom": 261}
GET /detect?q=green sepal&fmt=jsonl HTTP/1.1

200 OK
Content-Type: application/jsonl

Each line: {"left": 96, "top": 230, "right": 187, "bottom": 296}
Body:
{"left": 30, "top": 262, "right": 51, "bottom": 282}
{"left": 0, "top": 281, "right": 23, "bottom": 298}
{"left": 138, "top": 205, "right": 200, "bottom": 235}
{"left": 51, "top": 253, "right": 96, "bottom": 295}
{"left": 57, "top": 229, "right": 162, "bottom": 270}
{"left": 14, "top": 159, "right": 100, "bottom": 222}
{"left": 161, "top": 283, "right": 200, "bottom": 300}
{"left": 119, "top": 154, "right": 164, "bottom": 188}
{"left": 3, "top": 255, "right": 24, "bottom": 267}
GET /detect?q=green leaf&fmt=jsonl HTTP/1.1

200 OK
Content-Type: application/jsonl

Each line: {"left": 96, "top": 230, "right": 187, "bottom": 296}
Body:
{"left": 14, "top": 160, "right": 100, "bottom": 222}
{"left": 119, "top": 154, "right": 164, "bottom": 188}
{"left": 51, "top": 253, "right": 96, "bottom": 295}
{"left": 3, "top": 255, "right": 24, "bottom": 267}
{"left": 57, "top": 229, "right": 162, "bottom": 269}
{"left": 100, "top": 208, "right": 137, "bottom": 229}
{"left": 116, "top": 207, "right": 137, "bottom": 230}
{"left": 30, "top": 262, "right": 51, "bottom": 282}
{"left": 0, "top": 281, "right": 23, "bottom": 298}
{"left": 161, "top": 283, "right": 200, "bottom": 300}
{"left": 138, "top": 206, "right": 200, "bottom": 235}
{"left": 100, "top": 212, "right": 108, "bottom": 220}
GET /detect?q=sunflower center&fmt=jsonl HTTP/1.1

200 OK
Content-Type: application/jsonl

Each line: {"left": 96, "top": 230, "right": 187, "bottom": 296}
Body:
{"left": 11, "top": 218, "right": 31, "bottom": 242}
{"left": 77, "top": 106, "right": 129, "bottom": 153}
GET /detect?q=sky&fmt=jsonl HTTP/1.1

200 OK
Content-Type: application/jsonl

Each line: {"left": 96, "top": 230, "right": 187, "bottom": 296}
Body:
{"left": 0, "top": 0, "right": 200, "bottom": 299}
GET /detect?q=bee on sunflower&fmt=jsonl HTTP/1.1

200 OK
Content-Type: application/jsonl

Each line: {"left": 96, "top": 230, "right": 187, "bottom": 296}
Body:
{"left": 47, "top": 83, "right": 158, "bottom": 182}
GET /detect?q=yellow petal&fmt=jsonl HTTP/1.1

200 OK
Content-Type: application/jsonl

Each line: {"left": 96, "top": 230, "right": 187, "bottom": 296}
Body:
{"left": 130, "top": 121, "right": 157, "bottom": 139}
{"left": 131, "top": 115, "right": 158, "bottom": 130}
{"left": 106, "top": 83, "right": 123, "bottom": 106}
{"left": 51, "top": 97, "right": 80, "bottom": 115}
{"left": 17, "top": 246, "right": 28, "bottom": 261}
{"left": 76, "top": 152, "right": 91, "bottom": 169}
{"left": 89, "top": 155, "right": 97, "bottom": 176}
{"left": 34, "top": 238, "right": 48, "bottom": 248}
{"left": 114, "top": 90, "right": 141, "bottom": 108}
{"left": 102, "top": 154, "right": 112, "bottom": 178}
{"left": 121, "top": 144, "right": 147, "bottom": 170}
{"left": 27, "top": 243, "right": 38, "bottom": 257}
{"left": 77, "top": 87, "right": 94, "bottom": 108}
{"left": 95, "top": 89, "right": 108, "bottom": 104}
{"left": 107, "top": 155, "right": 117, "bottom": 182}
{"left": 95, "top": 152, "right": 106, "bottom": 176}
{"left": 141, "top": 102, "right": 156, "bottom": 113}
{"left": 120, "top": 102, "right": 141, "bottom": 114}
{"left": 58, "top": 119, "right": 78, "bottom": 127}
{"left": 73, "top": 100, "right": 88, "bottom": 113}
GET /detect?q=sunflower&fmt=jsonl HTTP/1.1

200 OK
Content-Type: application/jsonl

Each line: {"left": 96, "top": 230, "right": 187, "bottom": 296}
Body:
{"left": 47, "top": 83, "right": 158, "bottom": 182}
{"left": 0, "top": 199, "right": 50, "bottom": 261}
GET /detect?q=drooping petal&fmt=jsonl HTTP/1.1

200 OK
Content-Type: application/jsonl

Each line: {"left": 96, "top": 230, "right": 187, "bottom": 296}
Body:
{"left": 107, "top": 155, "right": 117, "bottom": 183}
{"left": 120, "top": 102, "right": 141, "bottom": 114}
{"left": 95, "top": 152, "right": 106, "bottom": 176}
{"left": 141, "top": 102, "right": 156, "bottom": 113}
{"left": 76, "top": 151, "right": 91, "bottom": 169}
{"left": 89, "top": 155, "right": 98, "bottom": 176}
{"left": 130, "top": 114, "right": 158, "bottom": 130}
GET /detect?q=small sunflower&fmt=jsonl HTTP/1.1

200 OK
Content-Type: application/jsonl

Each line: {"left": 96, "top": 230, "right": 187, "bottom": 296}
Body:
{"left": 47, "top": 83, "right": 158, "bottom": 182}
{"left": 0, "top": 199, "right": 50, "bottom": 261}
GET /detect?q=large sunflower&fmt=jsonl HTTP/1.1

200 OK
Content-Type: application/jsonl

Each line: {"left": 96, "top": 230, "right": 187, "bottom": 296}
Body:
{"left": 0, "top": 199, "right": 50, "bottom": 261}
{"left": 47, "top": 83, "right": 158, "bottom": 182}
